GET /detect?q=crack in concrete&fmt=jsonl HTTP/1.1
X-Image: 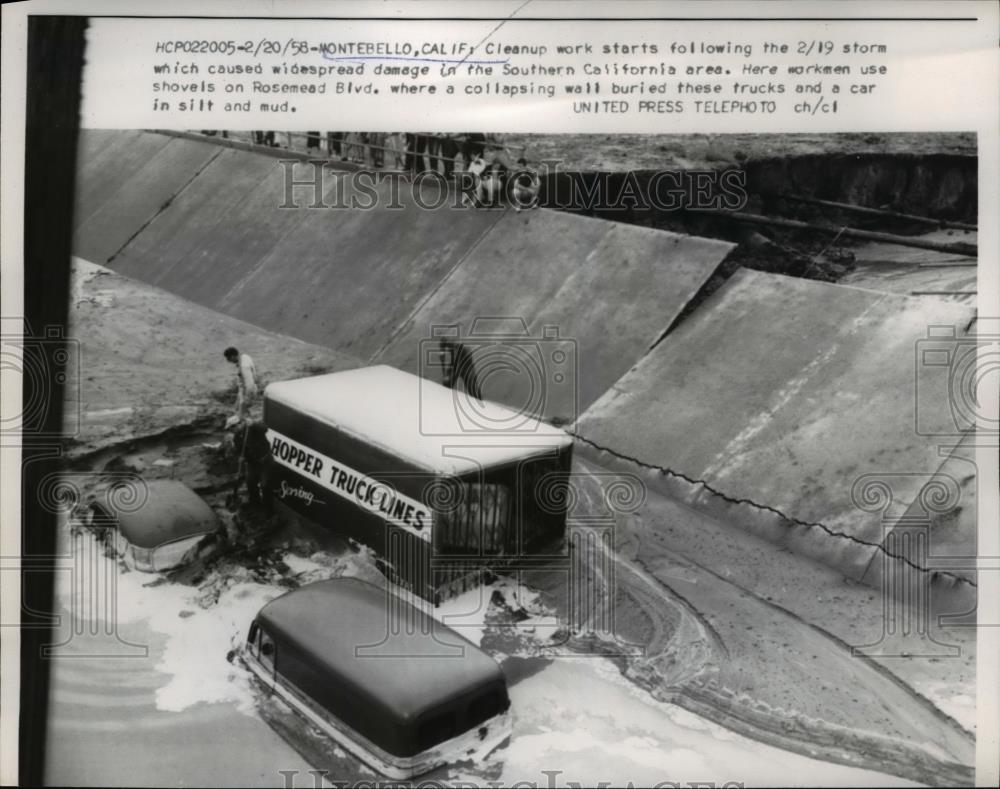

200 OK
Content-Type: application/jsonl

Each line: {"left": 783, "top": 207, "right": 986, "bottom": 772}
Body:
{"left": 570, "top": 431, "right": 976, "bottom": 588}
{"left": 106, "top": 145, "right": 225, "bottom": 264}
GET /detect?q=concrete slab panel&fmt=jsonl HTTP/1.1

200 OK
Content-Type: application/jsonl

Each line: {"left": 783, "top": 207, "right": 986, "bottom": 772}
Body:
{"left": 219, "top": 188, "right": 504, "bottom": 359}
{"left": 74, "top": 128, "right": 122, "bottom": 179}
{"left": 110, "top": 147, "right": 280, "bottom": 290}
{"left": 74, "top": 136, "right": 220, "bottom": 263}
{"left": 577, "top": 268, "right": 976, "bottom": 571}
{"left": 82, "top": 134, "right": 504, "bottom": 358}
{"left": 170, "top": 162, "right": 326, "bottom": 307}
{"left": 74, "top": 130, "right": 174, "bottom": 232}
{"left": 376, "top": 209, "right": 734, "bottom": 423}
{"left": 78, "top": 132, "right": 728, "bottom": 414}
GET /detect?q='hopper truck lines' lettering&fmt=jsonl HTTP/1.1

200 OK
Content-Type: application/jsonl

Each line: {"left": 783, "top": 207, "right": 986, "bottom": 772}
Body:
{"left": 267, "top": 429, "right": 430, "bottom": 538}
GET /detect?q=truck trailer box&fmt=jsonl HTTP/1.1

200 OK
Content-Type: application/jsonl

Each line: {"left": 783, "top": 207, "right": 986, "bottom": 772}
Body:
{"left": 263, "top": 365, "right": 573, "bottom": 600}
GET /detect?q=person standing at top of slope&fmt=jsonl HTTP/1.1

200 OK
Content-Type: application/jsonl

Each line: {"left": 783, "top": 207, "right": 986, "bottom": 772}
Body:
{"left": 224, "top": 346, "right": 259, "bottom": 420}
{"left": 439, "top": 336, "right": 484, "bottom": 402}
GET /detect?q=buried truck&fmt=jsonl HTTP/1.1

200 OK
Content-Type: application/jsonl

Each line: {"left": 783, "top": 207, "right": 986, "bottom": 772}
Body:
{"left": 262, "top": 365, "right": 574, "bottom": 601}
{"left": 240, "top": 577, "right": 512, "bottom": 779}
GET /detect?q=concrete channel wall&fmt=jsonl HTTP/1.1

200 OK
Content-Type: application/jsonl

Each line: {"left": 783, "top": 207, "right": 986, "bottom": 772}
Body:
{"left": 576, "top": 268, "right": 977, "bottom": 611}
{"left": 74, "top": 129, "right": 734, "bottom": 417}
{"left": 76, "top": 130, "right": 975, "bottom": 609}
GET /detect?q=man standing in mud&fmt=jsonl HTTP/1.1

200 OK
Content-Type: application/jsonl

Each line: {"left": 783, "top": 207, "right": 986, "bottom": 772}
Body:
{"left": 224, "top": 346, "right": 259, "bottom": 419}
{"left": 241, "top": 421, "right": 273, "bottom": 512}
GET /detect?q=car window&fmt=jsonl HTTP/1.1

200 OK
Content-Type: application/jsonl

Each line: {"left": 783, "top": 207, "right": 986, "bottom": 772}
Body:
{"left": 259, "top": 631, "right": 277, "bottom": 674}
{"left": 247, "top": 622, "right": 260, "bottom": 658}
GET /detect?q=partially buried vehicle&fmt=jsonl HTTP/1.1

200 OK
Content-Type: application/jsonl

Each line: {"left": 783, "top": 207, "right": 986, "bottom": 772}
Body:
{"left": 262, "top": 365, "right": 573, "bottom": 602}
{"left": 85, "top": 479, "right": 221, "bottom": 572}
{"left": 240, "top": 577, "right": 512, "bottom": 778}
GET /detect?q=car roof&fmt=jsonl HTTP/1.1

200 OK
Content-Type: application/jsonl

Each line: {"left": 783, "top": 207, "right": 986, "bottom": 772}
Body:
{"left": 104, "top": 479, "right": 218, "bottom": 549}
{"left": 256, "top": 578, "right": 505, "bottom": 721}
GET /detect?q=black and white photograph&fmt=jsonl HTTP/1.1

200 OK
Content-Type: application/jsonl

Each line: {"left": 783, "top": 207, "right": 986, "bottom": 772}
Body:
{"left": 2, "top": 3, "right": 998, "bottom": 788}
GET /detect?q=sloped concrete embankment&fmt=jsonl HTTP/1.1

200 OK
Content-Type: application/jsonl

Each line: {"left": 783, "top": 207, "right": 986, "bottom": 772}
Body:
{"left": 373, "top": 209, "right": 734, "bottom": 423}
{"left": 75, "top": 130, "right": 504, "bottom": 361}
{"left": 76, "top": 130, "right": 977, "bottom": 614}
{"left": 74, "top": 129, "right": 734, "bottom": 419}
{"left": 575, "top": 268, "right": 978, "bottom": 617}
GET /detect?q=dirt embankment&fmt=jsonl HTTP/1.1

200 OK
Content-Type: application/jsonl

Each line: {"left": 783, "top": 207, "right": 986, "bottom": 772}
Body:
{"left": 501, "top": 132, "right": 977, "bottom": 172}
{"left": 65, "top": 257, "right": 361, "bottom": 460}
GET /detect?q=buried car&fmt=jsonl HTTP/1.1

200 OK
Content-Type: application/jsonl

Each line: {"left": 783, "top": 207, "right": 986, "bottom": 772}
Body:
{"left": 85, "top": 478, "right": 221, "bottom": 572}
{"left": 240, "top": 577, "right": 512, "bottom": 779}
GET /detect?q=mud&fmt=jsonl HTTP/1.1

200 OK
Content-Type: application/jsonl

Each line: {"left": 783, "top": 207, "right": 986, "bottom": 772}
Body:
{"left": 65, "top": 423, "right": 975, "bottom": 785}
